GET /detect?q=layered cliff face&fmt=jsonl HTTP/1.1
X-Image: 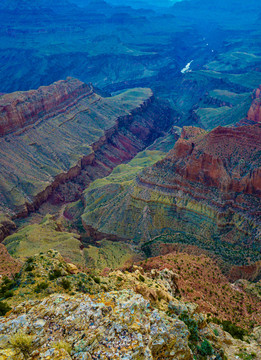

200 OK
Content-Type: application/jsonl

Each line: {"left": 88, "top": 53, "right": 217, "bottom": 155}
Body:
{"left": 82, "top": 123, "right": 261, "bottom": 267}
{"left": 0, "top": 78, "right": 173, "bottom": 217}
{"left": 247, "top": 86, "right": 261, "bottom": 123}
{"left": 163, "top": 125, "right": 261, "bottom": 194}
{"left": 0, "top": 77, "right": 92, "bottom": 136}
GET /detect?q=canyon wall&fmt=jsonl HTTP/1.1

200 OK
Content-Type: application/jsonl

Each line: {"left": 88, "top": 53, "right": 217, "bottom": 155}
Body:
{"left": 0, "top": 78, "right": 173, "bottom": 219}
{"left": 0, "top": 77, "right": 93, "bottom": 136}
{"left": 82, "top": 120, "right": 261, "bottom": 267}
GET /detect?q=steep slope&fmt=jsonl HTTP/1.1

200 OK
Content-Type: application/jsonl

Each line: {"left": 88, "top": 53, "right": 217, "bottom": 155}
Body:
{"left": 82, "top": 122, "right": 261, "bottom": 267}
{"left": 248, "top": 85, "right": 261, "bottom": 123}
{"left": 139, "top": 251, "right": 261, "bottom": 329}
{"left": 0, "top": 78, "right": 173, "bottom": 219}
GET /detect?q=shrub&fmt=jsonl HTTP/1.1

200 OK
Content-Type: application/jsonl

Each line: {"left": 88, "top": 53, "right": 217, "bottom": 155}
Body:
{"left": 198, "top": 339, "right": 213, "bottom": 356}
{"left": 9, "top": 331, "right": 34, "bottom": 359}
{"left": 0, "top": 301, "right": 11, "bottom": 316}
{"left": 0, "top": 276, "right": 16, "bottom": 297}
{"left": 25, "top": 264, "right": 34, "bottom": 272}
{"left": 179, "top": 312, "right": 199, "bottom": 342}
{"left": 138, "top": 275, "right": 145, "bottom": 282}
{"left": 3, "top": 290, "right": 14, "bottom": 298}
{"left": 60, "top": 279, "right": 71, "bottom": 290}
{"left": 222, "top": 320, "right": 247, "bottom": 340}
{"left": 93, "top": 276, "right": 101, "bottom": 284}
{"left": 49, "top": 269, "right": 62, "bottom": 280}
{"left": 34, "top": 282, "right": 48, "bottom": 293}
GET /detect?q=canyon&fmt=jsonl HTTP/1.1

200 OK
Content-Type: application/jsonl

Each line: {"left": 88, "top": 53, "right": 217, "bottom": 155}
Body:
{"left": 0, "top": 1, "right": 261, "bottom": 359}
{"left": 81, "top": 93, "right": 261, "bottom": 272}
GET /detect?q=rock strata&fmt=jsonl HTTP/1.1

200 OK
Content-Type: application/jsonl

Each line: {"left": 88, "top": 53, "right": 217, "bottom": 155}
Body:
{"left": 247, "top": 86, "right": 261, "bottom": 123}
{"left": 0, "top": 77, "right": 92, "bottom": 136}
{"left": 82, "top": 122, "right": 261, "bottom": 262}
{"left": 0, "top": 79, "right": 173, "bottom": 219}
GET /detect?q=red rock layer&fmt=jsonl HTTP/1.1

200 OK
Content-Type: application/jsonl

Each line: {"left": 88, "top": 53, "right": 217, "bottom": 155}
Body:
{"left": 228, "top": 261, "right": 261, "bottom": 282}
{"left": 0, "top": 77, "right": 93, "bottom": 136}
{"left": 165, "top": 124, "right": 261, "bottom": 195}
{"left": 247, "top": 85, "right": 261, "bottom": 123}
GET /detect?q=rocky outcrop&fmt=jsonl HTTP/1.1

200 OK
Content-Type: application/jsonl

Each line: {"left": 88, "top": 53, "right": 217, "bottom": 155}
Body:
{"left": 0, "top": 290, "right": 194, "bottom": 360}
{"left": 247, "top": 86, "right": 261, "bottom": 123}
{"left": 0, "top": 216, "right": 16, "bottom": 242}
{"left": 0, "top": 250, "right": 260, "bottom": 360}
{"left": 0, "top": 77, "right": 93, "bottom": 136}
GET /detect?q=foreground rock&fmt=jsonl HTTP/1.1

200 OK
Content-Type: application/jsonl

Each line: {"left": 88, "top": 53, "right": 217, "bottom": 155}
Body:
{"left": 0, "top": 250, "right": 260, "bottom": 360}
{"left": 0, "top": 290, "right": 193, "bottom": 360}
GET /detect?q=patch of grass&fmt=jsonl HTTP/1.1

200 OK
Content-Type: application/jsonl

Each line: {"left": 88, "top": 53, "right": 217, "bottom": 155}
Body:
{"left": 52, "top": 340, "right": 72, "bottom": 355}
{"left": 9, "top": 331, "right": 34, "bottom": 359}
{"left": 236, "top": 351, "right": 256, "bottom": 360}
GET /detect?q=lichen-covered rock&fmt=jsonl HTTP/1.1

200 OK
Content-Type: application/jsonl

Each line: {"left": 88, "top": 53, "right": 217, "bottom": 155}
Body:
{"left": 0, "top": 290, "right": 193, "bottom": 360}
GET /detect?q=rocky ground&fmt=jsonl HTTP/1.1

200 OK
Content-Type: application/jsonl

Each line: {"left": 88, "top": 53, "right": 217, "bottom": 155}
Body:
{"left": 0, "top": 250, "right": 260, "bottom": 359}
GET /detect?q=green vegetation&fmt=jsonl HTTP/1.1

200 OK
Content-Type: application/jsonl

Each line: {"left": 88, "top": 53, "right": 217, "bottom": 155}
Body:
{"left": 211, "top": 318, "right": 247, "bottom": 340}
{"left": 138, "top": 275, "right": 145, "bottom": 282}
{"left": 198, "top": 340, "right": 213, "bottom": 356}
{"left": 93, "top": 276, "right": 101, "bottom": 285}
{"left": 0, "top": 275, "right": 19, "bottom": 300}
{"left": 0, "top": 301, "right": 11, "bottom": 316}
{"left": 9, "top": 331, "right": 34, "bottom": 359}
{"left": 83, "top": 239, "right": 137, "bottom": 270}
{"left": 179, "top": 312, "right": 199, "bottom": 343}
{"left": 49, "top": 269, "right": 62, "bottom": 280}
{"left": 60, "top": 278, "right": 71, "bottom": 290}
{"left": 141, "top": 232, "right": 261, "bottom": 267}
{"left": 3, "top": 215, "right": 84, "bottom": 266}
{"left": 34, "top": 282, "right": 49, "bottom": 293}
{"left": 236, "top": 351, "right": 257, "bottom": 360}
{"left": 53, "top": 340, "right": 72, "bottom": 355}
